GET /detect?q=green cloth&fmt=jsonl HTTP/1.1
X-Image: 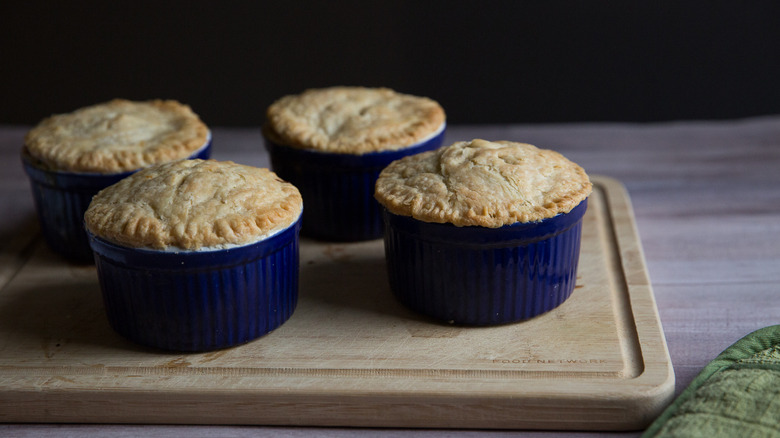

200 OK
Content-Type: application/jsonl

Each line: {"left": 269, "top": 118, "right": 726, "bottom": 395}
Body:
{"left": 643, "top": 325, "right": 780, "bottom": 438}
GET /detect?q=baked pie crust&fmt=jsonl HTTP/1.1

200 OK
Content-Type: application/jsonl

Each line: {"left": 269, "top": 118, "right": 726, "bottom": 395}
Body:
{"left": 265, "top": 86, "right": 445, "bottom": 154}
{"left": 24, "top": 99, "right": 210, "bottom": 173}
{"left": 85, "top": 159, "right": 303, "bottom": 250}
{"left": 375, "top": 139, "right": 592, "bottom": 227}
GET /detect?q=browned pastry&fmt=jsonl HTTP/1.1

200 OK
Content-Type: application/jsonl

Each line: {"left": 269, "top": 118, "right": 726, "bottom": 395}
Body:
{"left": 25, "top": 99, "right": 209, "bottom": 173}
{"left": 265, "top": 86, "right": 445, "bottom": 154}
{"left": 85, "top": 159, "right": 303, "bottom": 250}
{"left": 375, "top": 139, "right": 592, "bottom": 227}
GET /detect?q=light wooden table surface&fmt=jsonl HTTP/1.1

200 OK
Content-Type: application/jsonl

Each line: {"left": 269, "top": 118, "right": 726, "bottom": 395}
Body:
{"left": 1, "top": 117, "right": 779, "bottom": 437}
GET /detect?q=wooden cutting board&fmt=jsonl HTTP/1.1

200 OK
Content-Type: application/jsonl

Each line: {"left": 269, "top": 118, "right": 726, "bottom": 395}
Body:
{"left": 0, "top": 176, "right": 674, "bottom": 431}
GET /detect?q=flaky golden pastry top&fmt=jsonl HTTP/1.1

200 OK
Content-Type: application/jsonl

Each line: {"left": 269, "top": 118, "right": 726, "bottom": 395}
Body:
{"left": 25, "top": 99, "right": 210, "bottom": 173}
{"left": 84, "top": 159, "right": 303, "bottom": 250}
{"left": 374, "top": 139, "right": 592, "bottom": 227}
{"left": 265, "top": 86, "right": 445, "bottom": 154}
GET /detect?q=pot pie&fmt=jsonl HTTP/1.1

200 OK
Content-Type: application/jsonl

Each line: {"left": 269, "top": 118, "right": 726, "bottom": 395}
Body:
{"left": 85, "top": 159, "right": 303, "bottom": 351}
{"left": 375, "top": 139, "right": 592, "bottom": 227}
{"left": 265, "top": 86, "right": 445, "bottom": 154}
{"left": 85, "top": 159, "right": 303, "bottom": 250}
{"left": 375, "top": 139, "right": 592, "bottom": 325}
{"left": 24, "top": 98, "right": 210, "bottom": 174}
{"left": 262, "top": 86, "right": 446, "bottom": 241}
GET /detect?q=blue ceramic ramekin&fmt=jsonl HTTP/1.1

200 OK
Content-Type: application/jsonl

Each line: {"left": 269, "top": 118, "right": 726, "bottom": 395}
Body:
{"left": 21, "top": 135, "right": 212, "bottom": 263}
{"left": 382, "top": 199, "right": 588, "bottom": 326}
{"left": 88, "top": 215, "right": 301, "bottom": 352}
{"left": 263, "top": 125, "right": 445, "bottom": 242}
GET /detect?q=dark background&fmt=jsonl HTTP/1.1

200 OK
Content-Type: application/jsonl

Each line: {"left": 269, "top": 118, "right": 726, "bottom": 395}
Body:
{"left": 3, "top": 1, "right": 780, "bottom": 126}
